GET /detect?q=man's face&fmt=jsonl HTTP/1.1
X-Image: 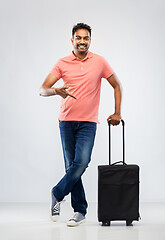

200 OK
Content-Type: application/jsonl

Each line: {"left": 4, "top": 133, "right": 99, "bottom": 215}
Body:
{"left": 71, "top": 29, "right": 91, "bottom": 53}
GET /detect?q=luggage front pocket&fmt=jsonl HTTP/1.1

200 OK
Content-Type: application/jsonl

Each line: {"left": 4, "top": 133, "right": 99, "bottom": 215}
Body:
{"left": 99, "top": 182, "right": 139, "bottom": 220}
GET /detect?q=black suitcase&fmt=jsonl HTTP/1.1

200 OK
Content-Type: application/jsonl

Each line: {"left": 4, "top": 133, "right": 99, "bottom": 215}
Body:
{"left": 98, "top": 119, "right": 140, "bottom": 226}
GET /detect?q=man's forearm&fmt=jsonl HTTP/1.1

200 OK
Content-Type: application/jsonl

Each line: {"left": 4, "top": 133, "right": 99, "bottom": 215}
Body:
{"left": 39, "top": 87, "right": 56, "bottom": 97}
{"left": 114, "top": 85, "right": 122, "bottom": 115}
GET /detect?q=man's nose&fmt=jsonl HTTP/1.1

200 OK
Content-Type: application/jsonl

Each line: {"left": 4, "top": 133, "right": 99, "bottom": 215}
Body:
{"left": 80, "top": 38, "right": 85, "bottom": 44}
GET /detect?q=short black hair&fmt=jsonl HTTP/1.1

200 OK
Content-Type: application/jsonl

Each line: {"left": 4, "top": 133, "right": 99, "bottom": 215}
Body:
{"left": 72, "top": 23, "right": 92, "bottom": 37}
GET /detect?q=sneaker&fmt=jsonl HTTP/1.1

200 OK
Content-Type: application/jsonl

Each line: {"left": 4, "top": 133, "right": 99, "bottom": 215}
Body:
{"left": 50, "top": 189, "right": 64, "bottom": 222}
{"left": 67, "top": 212, "right": 86, "bottom": 227}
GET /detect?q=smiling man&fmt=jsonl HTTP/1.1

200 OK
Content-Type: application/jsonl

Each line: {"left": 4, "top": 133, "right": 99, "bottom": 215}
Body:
{"left": 39, "top": 23, "right": 122, "bottom": 227}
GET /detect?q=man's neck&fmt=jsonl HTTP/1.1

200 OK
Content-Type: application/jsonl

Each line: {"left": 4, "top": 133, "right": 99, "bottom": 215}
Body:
{"left": 73, "top": 50, "right": 88, "bottom": 60}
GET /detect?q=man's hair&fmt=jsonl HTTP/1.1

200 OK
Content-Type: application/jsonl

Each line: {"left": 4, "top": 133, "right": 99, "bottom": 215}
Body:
{"left": 72, "top": 23, "right": 92, "bottom": 37}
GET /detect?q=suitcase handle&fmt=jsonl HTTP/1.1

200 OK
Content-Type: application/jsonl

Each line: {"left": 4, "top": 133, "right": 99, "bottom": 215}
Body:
{"left": 108, "top": 119, "right": 125, "bottom": 165}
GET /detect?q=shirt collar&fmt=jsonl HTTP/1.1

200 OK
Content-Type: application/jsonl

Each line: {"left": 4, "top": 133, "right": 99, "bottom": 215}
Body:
{"left": 69, "top": 51, "right": 93, "bottom": 61}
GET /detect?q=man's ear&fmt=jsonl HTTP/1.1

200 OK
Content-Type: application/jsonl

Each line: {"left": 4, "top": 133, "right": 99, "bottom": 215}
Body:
{"left": 71, "top": 38, "right": 74, "bottom": 45}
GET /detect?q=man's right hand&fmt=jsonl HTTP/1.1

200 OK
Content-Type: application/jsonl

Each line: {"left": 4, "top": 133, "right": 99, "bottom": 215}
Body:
{"left": 56, "top": 86, "right": 77, "bottom": 99}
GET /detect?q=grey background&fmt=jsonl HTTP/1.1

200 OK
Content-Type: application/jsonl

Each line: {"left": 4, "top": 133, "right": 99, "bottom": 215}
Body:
{"left": 1, "top": 0, "right": 165, "bottom": 202}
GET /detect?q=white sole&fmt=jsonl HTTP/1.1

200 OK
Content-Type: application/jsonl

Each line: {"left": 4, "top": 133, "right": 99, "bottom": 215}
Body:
{"left": 50, "top": 213, "right": 59, "bottom": 222}
{"left": 67, "top": 219, "right": 86, "bottom": 227}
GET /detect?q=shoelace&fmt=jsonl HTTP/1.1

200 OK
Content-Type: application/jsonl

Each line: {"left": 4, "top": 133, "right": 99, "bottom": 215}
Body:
{"left": 53, "top": 200, "right": 65, "bottom": 214}
{"left": 71, "top": 212, "right": 80, "bottom": 220}
{"left": 53, "top": 202, "right": 60, "bottom": 214}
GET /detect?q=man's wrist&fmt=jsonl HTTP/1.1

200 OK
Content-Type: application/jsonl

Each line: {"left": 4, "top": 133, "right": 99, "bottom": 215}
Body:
{"left": 114, "top": 112, "right": 121, "bottom": 115}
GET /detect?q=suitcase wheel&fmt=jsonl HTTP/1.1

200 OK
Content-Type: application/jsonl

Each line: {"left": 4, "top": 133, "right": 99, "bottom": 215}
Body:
{"left": 126, "top": 220, "right": 133, "bottom": 226}
{"left": 102, "top": 221, "right": 111, "bottom": 226}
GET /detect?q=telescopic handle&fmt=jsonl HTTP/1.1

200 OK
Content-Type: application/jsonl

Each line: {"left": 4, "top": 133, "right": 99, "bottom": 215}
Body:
{"left": 108, "top": 119, "right": 125, "bottom": 165}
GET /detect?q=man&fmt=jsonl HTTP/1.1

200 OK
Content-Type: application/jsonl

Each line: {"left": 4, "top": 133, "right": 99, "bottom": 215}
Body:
{"left": 39, "top": 23, "right": 122, "bottom": 227}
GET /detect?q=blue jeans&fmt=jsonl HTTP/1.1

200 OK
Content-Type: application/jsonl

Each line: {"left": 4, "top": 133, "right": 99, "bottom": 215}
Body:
{"left": 52, "top": 121, "right": 97, "bottom": 216}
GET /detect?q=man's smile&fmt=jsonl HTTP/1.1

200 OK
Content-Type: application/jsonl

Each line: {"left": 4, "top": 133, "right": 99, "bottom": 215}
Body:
{"left": 77, "top": 44, "right": 87, "bottom": 49}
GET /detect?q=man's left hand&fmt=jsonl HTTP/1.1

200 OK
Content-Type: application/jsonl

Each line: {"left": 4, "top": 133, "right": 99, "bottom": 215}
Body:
{"left": 107, "top": 113, "right": 122, "bottom": 126}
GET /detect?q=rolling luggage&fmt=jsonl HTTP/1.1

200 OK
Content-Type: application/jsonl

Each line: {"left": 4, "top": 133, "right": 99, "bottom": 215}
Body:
{"left": 98, "top": 119, "right": 140, "bottom": 226}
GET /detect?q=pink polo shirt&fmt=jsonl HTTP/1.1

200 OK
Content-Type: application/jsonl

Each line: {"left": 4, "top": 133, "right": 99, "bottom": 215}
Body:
{"left": 50, "top": 51, "right": 114, "bottom": 123}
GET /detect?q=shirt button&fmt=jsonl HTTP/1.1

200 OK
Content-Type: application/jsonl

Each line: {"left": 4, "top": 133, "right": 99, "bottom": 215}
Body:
{"left": 81, "top": 67, "right": 83, "bottom": 70}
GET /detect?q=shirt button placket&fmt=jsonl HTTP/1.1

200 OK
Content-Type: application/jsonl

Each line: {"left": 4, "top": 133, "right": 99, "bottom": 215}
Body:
{"left": 80, "top": 62, "right": 84, "bottom": 70}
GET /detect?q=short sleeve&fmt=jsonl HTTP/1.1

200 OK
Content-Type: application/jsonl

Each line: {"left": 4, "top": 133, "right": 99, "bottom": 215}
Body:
{"left": 101, "top": 57, "right": 114, "bottom": 79}
{"left": 50, "top": 60, "right": 62, "bottom": 79}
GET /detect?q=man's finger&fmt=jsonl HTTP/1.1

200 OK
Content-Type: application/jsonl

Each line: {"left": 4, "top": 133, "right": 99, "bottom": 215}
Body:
{"left": 111, "top": 120, "right": 120, "bottom": 126}
{"left": 62, "top": 86, "right": 69, "bottom": 90}
{"left": 67, "top": 92, "right": 77, "bottom": 99}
